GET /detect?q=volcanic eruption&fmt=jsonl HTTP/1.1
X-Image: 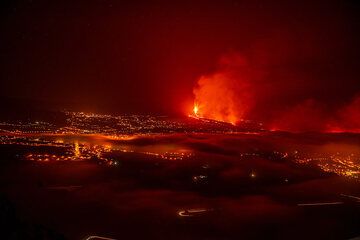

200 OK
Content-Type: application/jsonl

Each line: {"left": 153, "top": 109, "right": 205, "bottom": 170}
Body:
{"left": 191, "top": 53, "right": 254, "bottom": 125}
{"left": 191, "top": 52, "right": 360, "bottom": 133}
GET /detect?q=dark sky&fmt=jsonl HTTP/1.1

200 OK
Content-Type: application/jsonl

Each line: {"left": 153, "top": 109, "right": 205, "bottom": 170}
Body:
{"left": 0, "top": 0, "right": 359, "bottom": 115}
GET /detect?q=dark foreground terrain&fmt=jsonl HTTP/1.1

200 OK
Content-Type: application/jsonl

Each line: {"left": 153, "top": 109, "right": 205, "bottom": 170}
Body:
{"left": 0, "top": 132, "right": 359, "bottom": 240}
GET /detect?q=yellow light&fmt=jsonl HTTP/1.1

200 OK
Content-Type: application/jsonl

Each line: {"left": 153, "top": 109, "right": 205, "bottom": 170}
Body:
{"left": 193, "top": 103, "right": 199, "bottom": 116}
{"left": 74, "top": 141, "right": 80, "bottom": 157}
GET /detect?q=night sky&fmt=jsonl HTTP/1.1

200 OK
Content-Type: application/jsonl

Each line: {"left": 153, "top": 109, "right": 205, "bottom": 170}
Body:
{"left": 1, "top": 0, "right": 359, "bottom": 117}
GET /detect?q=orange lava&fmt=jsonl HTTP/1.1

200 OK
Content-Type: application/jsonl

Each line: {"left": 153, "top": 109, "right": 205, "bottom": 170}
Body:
{"left": 193, "top": 103, "right": 199, "bottom": 116}
{"left": 190, "top": 53, "right": 254, "bottom": 126}
{"left": 193, "top": 74, "right": 240, "bottom": 125}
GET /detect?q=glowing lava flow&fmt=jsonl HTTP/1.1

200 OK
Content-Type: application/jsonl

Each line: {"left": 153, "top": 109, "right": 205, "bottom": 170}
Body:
{"left": 189, "top": 102, "right": 237, "bottom": 126}
{"left": 188, "top": 102, "right": 201, "bottom": 120}
{"left": 191, "top": 53, "right": 254, "bottom": 125}
{"left": 193, "top": 103, "right": 199, "bottom": 116}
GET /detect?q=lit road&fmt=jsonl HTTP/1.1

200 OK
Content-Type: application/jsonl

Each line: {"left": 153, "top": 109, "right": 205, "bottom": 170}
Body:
{"left": 177, "top": 208, "right": 214, "bottom": 217}
{"left": 85, "top": 235, "right": 117, "bottom": 240}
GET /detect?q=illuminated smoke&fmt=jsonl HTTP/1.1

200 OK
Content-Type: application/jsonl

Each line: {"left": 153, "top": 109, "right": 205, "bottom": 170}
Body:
{"left": 330, "top": 95, "right": 360, "bottom": 133}
{"left": 270, "top": 97, "right": 360, "bottom": 133}
{"left": 269, "top": 99, "right": 329, "bottom": 132}
{"left": 340, "top": 95, "right": 360, "bottom": 131}
{"left": 192, "top": 53, "right": 254, "bottom": 125}
{"left": 192, "top": 51, "right": 359, "bottom": 132}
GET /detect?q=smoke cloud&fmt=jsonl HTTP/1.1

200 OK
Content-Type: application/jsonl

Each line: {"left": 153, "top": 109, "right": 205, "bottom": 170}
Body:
{"left": 192, "top": 52, "right": 360, "bottom": 132}
{"left": 193, "top": 53, "right": 261, "bottom": 124}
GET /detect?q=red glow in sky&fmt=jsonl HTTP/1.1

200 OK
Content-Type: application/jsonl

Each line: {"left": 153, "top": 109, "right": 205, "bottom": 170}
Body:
{"left": 0, "top": 0, "right": 359, "bottom": 131}
{"left": 190, "top": 52, "right": 360, "bottom": 132}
